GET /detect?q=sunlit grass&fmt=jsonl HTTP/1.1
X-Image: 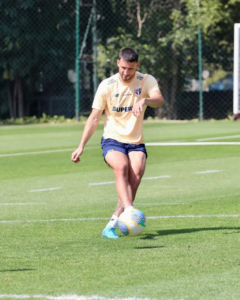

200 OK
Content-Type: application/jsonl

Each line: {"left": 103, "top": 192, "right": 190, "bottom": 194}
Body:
{"left": 0, "top": 121, "right": 240, "bottom": 300}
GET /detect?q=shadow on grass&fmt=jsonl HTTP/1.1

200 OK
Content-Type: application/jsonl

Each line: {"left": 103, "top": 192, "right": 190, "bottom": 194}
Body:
{"left": 134, "top": 246, "right": 165, "bottom": 249}
{"left": 141, "top": 227, "right": 240, "bottom": 240}
{"left": 0, "top": 269, "right": 36, "bottom": 272}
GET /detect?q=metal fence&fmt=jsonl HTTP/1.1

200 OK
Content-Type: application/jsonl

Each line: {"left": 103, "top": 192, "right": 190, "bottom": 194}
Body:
{"left": 0, "top": 0, "right": 237, "bottom": 121}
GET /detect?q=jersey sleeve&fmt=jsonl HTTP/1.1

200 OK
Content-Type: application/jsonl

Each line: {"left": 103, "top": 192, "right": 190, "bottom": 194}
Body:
{"left": 92, "top": 81, "right": 107, "bottom": 110}
{"left": 144, "top": 75, "right": 160, "bottom": 96}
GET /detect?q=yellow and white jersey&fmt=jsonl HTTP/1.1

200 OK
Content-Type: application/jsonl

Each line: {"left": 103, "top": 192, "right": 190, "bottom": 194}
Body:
{"left": 92, "top": 71, "right": 160, "bottom": 144}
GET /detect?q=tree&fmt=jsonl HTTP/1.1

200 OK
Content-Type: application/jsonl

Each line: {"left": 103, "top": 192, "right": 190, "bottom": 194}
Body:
{"left": 1, "top": 0, "right": 240, "bottom": 120}
{"left": 97, "top": 0, "right": 240, "bottom": 119}
{"left": 0, "top": 0, "right": 76, "bottom": 119}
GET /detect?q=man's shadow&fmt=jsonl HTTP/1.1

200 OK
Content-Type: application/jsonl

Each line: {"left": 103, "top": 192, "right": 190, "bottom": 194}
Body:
{"left": 0, "top": 268, "right": 36, "bottom": 272}
{"left": 140, "top": 226, "right": 240, "bottom": 240}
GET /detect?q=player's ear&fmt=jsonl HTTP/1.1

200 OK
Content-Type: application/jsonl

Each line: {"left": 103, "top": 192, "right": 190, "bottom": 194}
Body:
{"left": 136, "top": 62, "right": 140, "bottom": 69}
{"left": 117, "top": 59, "right": 120, "bottom": 67}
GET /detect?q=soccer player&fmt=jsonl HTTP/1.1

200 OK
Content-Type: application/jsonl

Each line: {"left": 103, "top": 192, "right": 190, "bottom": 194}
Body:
{"left": 71, "top": 48, "right": 164, "bottom": 239}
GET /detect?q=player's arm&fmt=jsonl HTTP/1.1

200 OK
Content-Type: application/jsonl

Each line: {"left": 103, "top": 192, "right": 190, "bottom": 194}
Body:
{"left": 71, "top": 108, "right": 103, "bottom": 163}
{"left": 132, "top": 89, "right": 164, "bottom": 117}
{"left": 144, "top": 89, "right": 164, "bottom": 107}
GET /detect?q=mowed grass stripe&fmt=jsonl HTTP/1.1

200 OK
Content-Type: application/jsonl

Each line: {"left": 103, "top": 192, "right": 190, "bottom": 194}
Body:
{"left": 0, "top": 146, "right": 98, "bottom": 157}
{"left": 197, "top": 135, "right": 240, "bottom": 141}
{"left": 0, "top": 203, "right": 47, "bottom": 205}
{"left": 1, "top": 141, "right": 240, "bottom": 158}
{"left": 0, "top": 294, "right": 154, "bottom": 300}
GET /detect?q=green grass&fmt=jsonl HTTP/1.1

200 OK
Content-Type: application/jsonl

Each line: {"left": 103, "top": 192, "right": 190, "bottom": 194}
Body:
{"left": 1, "top": 121, "right": 240, "bottom": 300}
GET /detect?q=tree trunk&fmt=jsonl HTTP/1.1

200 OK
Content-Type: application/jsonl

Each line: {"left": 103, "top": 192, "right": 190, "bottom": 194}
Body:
{"left": 167, "top": 49, "right": 178, "bottom": 120}
{"left": 13, "top": 80, "right": 18, "bottom": 119}
{"left": 6, "top": 81, "right": 14, "bottom": 119}
{"left": 155, "top": 77, "right": 168, "bottom": 119}
{"left": 16, "top": 76, "right": 24, "bottom": 118}
{"left": 155, "top": 49, "right": 179, "bottom": 120}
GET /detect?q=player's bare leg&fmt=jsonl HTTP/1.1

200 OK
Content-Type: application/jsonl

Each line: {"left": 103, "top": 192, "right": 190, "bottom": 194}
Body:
{"left": 102, "top": 151, "right": 133, "bottom": 238}
{"left": 113, "top": 151, "right": 146, "bottom": 216}
{"left": 105, "top": 151, "right": 133, "bottom": 208}
{"left": 113, "top": 199, "right": 124, "bottom": 217}
{"left": 102, "top": 151, "right": 146, "bottom": 238}
{"left": 128, "top": 151, "right": 146, "bottom": 201}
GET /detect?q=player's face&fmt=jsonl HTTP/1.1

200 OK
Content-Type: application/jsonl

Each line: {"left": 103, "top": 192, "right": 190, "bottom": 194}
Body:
{"left": 117, "top": 58, "right": 140, "bottom": 83}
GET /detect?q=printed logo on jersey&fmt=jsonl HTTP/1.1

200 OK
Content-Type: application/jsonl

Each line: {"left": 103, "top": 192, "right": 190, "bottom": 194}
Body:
{"left": 113, "top": 93, "right": 131, "bottom": 98}
{"left": 107, "top": 78, "right": 116, "bottom": 85}
{"left": 137, "top": 76, "right": 144, "bottom": 80}
{"left": 112, "top": 106, "right": 133, "bottom": 112}
{"left": 134, "top": 88, "right": 142, "bottom": 96}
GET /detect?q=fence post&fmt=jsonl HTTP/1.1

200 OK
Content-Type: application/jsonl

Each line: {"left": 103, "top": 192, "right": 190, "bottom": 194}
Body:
{"left": 197, "top": 0, "right": 203, "bottom": 120}
{"left": 75, "top": 0, "right": 80, "bottom": 122}
{"left": 92, "top": 0, "right": 98, "bottom": 95}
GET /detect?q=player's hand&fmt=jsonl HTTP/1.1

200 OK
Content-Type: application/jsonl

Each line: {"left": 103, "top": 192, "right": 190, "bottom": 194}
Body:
{"left": 132, "top": 99, "right": 146, "bottom": 117}
{"left": 71, "top": 147, "right": 83, "bottom": 163}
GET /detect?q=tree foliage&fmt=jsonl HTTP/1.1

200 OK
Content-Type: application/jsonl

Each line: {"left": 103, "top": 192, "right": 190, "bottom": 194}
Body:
{"left": 97, "top": 0, "right": 240, "bottom": 119}
{"left": 1, "top": 0, "right": 240, "bottom": 119}
{"left": 0, "top": 0, "right": 76, "bottom": 118}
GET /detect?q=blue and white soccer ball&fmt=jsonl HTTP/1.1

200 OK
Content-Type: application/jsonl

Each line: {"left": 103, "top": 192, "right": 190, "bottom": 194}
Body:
{"left": 118, "top": 208, "right": 146, "bottom": 236}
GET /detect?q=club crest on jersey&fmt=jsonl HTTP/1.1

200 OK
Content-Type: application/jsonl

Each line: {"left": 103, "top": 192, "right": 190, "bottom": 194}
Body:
{"left": 134, "top": 88, "right": 142, "bottom": 97}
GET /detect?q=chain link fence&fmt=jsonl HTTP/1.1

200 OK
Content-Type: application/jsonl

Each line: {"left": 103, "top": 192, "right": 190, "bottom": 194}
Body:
{"left": 0, "top": 0, "right": 238, "bottom": 122}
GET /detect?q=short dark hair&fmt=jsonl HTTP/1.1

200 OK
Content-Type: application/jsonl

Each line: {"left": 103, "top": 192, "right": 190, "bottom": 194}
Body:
{"left": 118, "top": 48, "right": 139, "bottom": 62}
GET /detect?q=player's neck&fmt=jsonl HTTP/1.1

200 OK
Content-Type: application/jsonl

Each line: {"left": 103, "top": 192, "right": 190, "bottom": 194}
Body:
{"left": 118, "top": 72, "right": 136, "bottom": 84}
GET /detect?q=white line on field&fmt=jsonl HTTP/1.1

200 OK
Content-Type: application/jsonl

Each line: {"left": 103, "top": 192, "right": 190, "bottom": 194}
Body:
{"left": 89, "top": 175, "right": 171, "bottom": 186}
{"left": 0, "top": 203, "right": 46, "bottom": 206}
{"left": 194, "top": 170, "right": 222, "bottom": 174}
{"left": 146, "top": 142, "right": 240, "bottom": 146}
{"left": 29, "top": 187, "right": 62, "bottom": 192}
{"left": 0, "top": 214, "right": 239, "bottom": 224}
{"left": 0, "top": 295, "right": 156, "bottom": 300}
{"left": 143, "top": 175, "right": 171, "bottom": 180}
{"left": 0, "top": 218, "right": 108, "bottom": 224}
{"left": 1, "top": 141, "right": 240, "bottom": 158}
{"left": 196, "top": 135, "right": 240, "bottom": 141}
{"left": 89, "top": 181, "right": 115, "bottom": 186}
{"left": 135, "top": 203, "right": 189, "bottom": 206}
{"left": 0, "top": 146, "right": 98, "bottom": 158}
{"left": 147, "top": 215, "right": 240, "bottom": 219}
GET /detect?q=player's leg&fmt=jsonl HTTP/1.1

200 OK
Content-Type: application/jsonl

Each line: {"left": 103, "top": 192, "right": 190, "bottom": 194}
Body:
{"left": 103, "top": 151, "right": 146, "bottom": 238}
{"left": 105, "top": 150, "right": 133, "bottom": 208}
{"left": 112, "top": 199, "right": 124, "bottom": 218}
{"left": 101, "top": 139, "right": 146, "bottom": 238}
{"left": 112, "top": 150, "right": 146, "bottom": 216}
{"left": 102, "top": 150, "right": 133, "bottom": 238}
{"left": 127, "top": 150, "right": 146, "bottom": 201}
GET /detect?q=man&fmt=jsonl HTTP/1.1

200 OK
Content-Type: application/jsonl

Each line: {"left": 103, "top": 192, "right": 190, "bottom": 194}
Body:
{"left": 71, "top": 47, "right": 164, "bottom": 239}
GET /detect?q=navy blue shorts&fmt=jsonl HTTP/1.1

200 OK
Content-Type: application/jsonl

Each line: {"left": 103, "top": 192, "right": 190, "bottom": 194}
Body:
{"left": 101, "top": 137, "right": 148, "bottom": 161}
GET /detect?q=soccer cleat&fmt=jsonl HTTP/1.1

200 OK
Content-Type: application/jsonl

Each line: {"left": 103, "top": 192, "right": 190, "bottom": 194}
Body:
{"left": 102, "top": 226, "right": 119, "bottom": 239}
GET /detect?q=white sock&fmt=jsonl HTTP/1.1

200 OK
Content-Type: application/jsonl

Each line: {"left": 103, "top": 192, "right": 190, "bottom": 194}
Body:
{"left": 106, "top": 215, "right": 118, "bottom": 228}
{"left": 124, "top": 205, "right": 134, "bottom": 212}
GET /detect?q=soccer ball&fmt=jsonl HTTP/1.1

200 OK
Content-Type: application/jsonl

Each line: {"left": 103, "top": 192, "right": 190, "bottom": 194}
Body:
{"left": 118, "top": 208, "right": 146, "bottom": 236}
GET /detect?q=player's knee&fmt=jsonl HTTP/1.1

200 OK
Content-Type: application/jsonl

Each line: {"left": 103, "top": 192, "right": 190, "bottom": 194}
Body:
{"left": 114, "top": 163, "right": 128, "bottom": 177}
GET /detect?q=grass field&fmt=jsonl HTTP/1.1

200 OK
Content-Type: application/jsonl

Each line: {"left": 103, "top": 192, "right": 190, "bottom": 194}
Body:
{"left": 1, "top": 120, "right": 240, "bottom": 300}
